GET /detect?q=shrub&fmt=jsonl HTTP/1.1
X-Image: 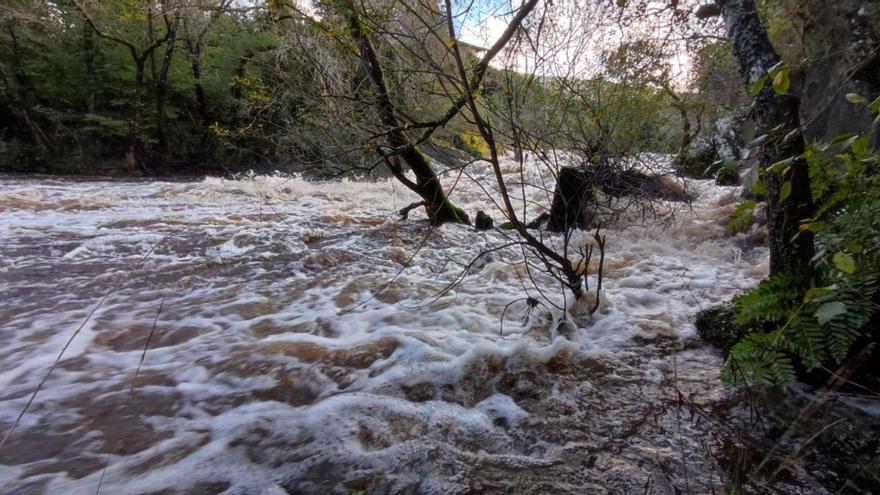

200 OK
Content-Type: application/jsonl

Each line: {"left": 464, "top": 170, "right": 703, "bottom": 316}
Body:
{"left": 723, "top": 115, "right": 880, "bottom": 387}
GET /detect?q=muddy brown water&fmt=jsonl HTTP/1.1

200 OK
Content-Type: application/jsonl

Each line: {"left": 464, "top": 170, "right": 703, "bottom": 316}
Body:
{"left": 0, "top": 169, "right": 860, "bottom": 494}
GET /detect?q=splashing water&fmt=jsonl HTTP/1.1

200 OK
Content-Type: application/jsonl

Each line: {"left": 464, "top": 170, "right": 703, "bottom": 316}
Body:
{"left": 0, "top": 158, "right": 771, "bottom": 494}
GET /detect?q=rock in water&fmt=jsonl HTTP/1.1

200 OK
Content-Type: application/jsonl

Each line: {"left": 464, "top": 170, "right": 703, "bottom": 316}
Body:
{"left": 695, "top": 303, "right": 745, "bottom": 352}
{"left": 547, "top": 167, "right": 594, "bottom": 232}
{"left": 474, "top": 210, "right": 493, "bottom": 231}
{"left": 554, "top": 318, "right": 578, "bottom": 340}
{"left": 547, "top": 164, "right": 692, "bottom": 232}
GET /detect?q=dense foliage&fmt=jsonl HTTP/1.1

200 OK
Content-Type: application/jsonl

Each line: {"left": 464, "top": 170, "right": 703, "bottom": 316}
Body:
{"left": 0, "top": 1, "right": 683, "bottom": 175}
{"left": 724, "top": 98, "right": 880, "bottom": 386}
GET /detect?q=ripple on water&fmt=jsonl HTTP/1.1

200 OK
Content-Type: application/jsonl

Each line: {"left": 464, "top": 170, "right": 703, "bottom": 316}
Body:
{"left": 0, "top": 164, "right": 791, "bottom": 494}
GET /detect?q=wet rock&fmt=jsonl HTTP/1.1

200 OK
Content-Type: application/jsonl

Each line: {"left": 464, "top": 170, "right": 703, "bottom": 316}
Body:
{"left": 526, "top": 212, "right": 550, "bottom": 229}
{"left": 715, "top": 384, "right": 880, "bottom": 494}
{"left": 475, "top": 210, "right": 493, "bottom": 231}
{"left": 402, "top": 382, "right": 436, "bottom": 402}
{"left": 547, "top": 167, "right": 596, "bottom": 232}
{"left": 715, "top": 164, "right": 740, "bottom": 186}
{"left": 739, "top": 150, "right": 764, "bottom": 199}
{"left": 554, "top": 319, "right": 578, "bottom": 340}
{"left": 548, "top": 165, "right": 691, "bottom": 232}
{"left": 470, "top": 250, "right": 495, "bottom": 271}
{"left": 677, "top": 138, "right": 718, "bottom": 178}
{"left": 678, "top": 112, "right": 751, "bottom": 181}
{"left": 695, "top": 302, "right": 746, "bottom": 352}
{"left": 498, "top": 212, "right": 549, "bottom": 230}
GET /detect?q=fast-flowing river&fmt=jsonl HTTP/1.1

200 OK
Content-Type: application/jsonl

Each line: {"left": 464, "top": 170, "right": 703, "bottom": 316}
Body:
{"left": 0, "top": 157, "right": 771, "bottom": 494}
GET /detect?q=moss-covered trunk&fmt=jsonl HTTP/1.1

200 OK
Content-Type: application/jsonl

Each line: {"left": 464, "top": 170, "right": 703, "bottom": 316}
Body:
{"left": 719, "top": 0, "right": 815, "bottom": 276}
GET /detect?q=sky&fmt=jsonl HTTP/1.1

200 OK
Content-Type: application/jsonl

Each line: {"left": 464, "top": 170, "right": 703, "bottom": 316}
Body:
{"left": 457, "top": 0, "right": 514, "bottom": 49}
{"left": 278, "top": 0, "right": 695, "bottom": 84}
{"left": 456, "top": 0, "right": 695, "bottom": 84}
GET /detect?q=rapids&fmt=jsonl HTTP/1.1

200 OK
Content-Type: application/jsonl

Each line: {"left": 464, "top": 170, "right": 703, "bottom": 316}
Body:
{"left": 0, "top": 157, "right": 772, "bottom": 494}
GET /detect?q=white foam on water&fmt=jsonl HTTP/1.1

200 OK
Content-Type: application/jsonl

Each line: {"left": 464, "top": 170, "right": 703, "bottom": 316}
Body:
{"left": 0, "top": 158, "right": 769, "bottom": 493}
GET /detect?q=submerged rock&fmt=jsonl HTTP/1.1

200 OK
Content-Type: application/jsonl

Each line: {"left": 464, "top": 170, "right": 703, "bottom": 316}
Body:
{"left": 695, "top": 302, "right": 745, "bottom": 352}
{"left": 475, "top": 210, "right": 494, "bottom": 231}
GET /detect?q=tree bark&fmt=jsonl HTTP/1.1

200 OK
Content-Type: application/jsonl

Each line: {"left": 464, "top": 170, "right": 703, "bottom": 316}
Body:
{"left": 342, "top": 2, "right": 469, "bottom": 225}
{"left": 127, "top": 59, "right": 147, "bottom": 173}
{"left": 154, "top": 14, "right": 180, "bottom": 159}
{"left": 718, "top": 0, "right": 814, "bottom": 276}
{"left": 547, "top": 167, "right": 594, "bottom": 232}
{"left": 82, "top": 10, "right": 96, "bottom": 114}
{"left": 186, "top": 34, "right": 209, "bottom": 126}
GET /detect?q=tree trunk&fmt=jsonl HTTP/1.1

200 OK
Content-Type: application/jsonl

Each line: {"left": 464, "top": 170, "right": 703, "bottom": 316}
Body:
{"left": 186, "top": 34, "right": 212, "bottom": 154}
{"left": 672, "top": 98, "right": 693, "bottom": 164}
{"left": 229, "top": 49, "right": 252, "bottom": 129}
{"left": 718, "top": 0, "right": 814, "bottom": 276}
{"left": 127, "top": 60, "right": 147, "bottom": 174}
{"left": 154, "top": 15, "right": 180, "bottom": 159}
{"left": 0, "top": 61, "right": 48, "bottom": 156}
{"left": 186, "top": 36, "right": 209, "bottom": 126}
{"left": 547, "top": 167, "right": 595, "bottom": 232}
{"left": 82, "top": 12, "right": 96, "bottom": 114}
{"left": 343, "top": 2, "right": 469, "bottom": 225}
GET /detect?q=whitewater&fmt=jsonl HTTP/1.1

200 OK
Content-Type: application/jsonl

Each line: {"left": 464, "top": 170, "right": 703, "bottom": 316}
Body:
{"left": 0, "top": 156, "right": 771, "bottom": 493}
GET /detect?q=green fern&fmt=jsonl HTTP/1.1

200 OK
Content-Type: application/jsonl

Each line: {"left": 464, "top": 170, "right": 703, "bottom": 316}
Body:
{"left": 732, "top": 273, "right": 806, "bottom": 327}
{"left": 723, "top": 332, "right": 796, "bottom": 386}
{"left": 723, "top": 135, "right": 880, "bottom": 387}
{"left": 726, "top": 200, "right": 757, "bottom": 234}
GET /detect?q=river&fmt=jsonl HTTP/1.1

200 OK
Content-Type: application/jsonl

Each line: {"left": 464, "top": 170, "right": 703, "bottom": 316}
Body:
{"left": 0, "top": 157, "right": 773, "bottom": 493}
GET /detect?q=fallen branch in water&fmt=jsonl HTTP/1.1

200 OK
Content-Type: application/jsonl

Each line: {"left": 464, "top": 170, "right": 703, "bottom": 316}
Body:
{"left": 399, "top": 201, "right": 426, "bottom": 220}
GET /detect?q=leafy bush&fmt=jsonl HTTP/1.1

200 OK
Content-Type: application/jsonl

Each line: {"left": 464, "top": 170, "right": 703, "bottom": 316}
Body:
{"left": 726, "top": 200, "right": 757, "bottom": 234}
{"left": 456, "top": 132, "right": 492, "bottom": 158}
{"left": 723, "top": 101, "right": 880, "bottom": 386}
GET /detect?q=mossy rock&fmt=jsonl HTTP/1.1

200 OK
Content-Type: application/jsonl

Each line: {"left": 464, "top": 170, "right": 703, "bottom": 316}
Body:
{"left": 715, "top": 165, "right": 739, "bottom": 186}
{"left": 695, "top": 303, "right": 747, "bottom": 351}
{"left": 676, "top": 145, "right": 718, "bottom": 178}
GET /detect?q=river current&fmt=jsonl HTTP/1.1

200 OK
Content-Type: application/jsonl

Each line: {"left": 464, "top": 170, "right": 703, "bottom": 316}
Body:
{"left": 0, "top": 157, "right": 772, "bottom": 493}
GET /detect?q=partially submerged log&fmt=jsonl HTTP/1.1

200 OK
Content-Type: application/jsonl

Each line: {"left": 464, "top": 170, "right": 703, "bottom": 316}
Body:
{"left": 547, "top": 164, "right": 692, "bottom": 232}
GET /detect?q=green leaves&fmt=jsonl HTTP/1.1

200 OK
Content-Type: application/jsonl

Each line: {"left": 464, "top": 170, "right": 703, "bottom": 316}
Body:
{"left": 780, "top": 181, "right": 792, "bottom": 201}
{"left": 804, "top": 285, "right": 834, "bottom": 302}
{"left": 832, "top": 251, "right": 856, "bottom": 273}
{"left": 723, "top": 113, "right": 880, "bottom": 388}
{"left": 816, "top": 301, "right": 847, "bottom": 326}
{"left": 772, "top": 67, "right": 791, "bottom": 95}
{"left": 768, "top": 157, "right": 793, "bottom": 175}
{"left": 751, "top": 76, "right": 767, "bottom": 97}
{"left": 846, "top": 93, "right": 866, "bottom": 104}
{"left": 727, "top": 200, "right": 757, "bottom": 234}
{"left": 851, "top": 136, "right": 870, "bottom": 157}
{"left": 751, "top": 65, "right": 791, "bottom": 96}
{"left": 723, "top": 332, "right": 796, "bottom": 386}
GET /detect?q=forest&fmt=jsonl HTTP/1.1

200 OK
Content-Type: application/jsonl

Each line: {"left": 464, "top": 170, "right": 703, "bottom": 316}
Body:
{"left": 1, "top": 0, "right": 879, "bottom": 493}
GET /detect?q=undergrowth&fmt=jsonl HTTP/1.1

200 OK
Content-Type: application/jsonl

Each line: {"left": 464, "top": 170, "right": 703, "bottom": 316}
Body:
{"left": 723, "top": 106, "right": 880, "bottom": 387}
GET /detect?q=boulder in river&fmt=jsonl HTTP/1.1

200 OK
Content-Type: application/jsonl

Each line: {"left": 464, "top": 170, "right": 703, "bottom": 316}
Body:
{"left": 547, "top": 164, "right": 692, "bottom": 232}
{"left": 474, "top": 210, "right": 493, "bottom": 231}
